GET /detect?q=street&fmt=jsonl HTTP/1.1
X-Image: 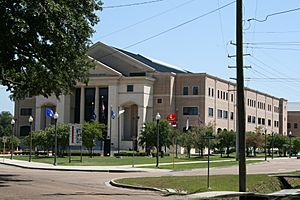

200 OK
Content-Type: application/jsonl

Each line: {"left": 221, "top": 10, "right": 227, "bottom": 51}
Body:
{"left": 0, "top": 165, "right": 182, "bottom": 200}
{"left": 1, "top": 158, "right": 300, "bottom": 200}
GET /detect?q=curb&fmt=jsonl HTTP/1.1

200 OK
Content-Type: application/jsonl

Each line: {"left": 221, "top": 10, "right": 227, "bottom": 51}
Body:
{"left": 110, "top": 178, "right": 166, "bottom": 192}
{"left": 0, "top": 161, "right": 145, "bottom": 173}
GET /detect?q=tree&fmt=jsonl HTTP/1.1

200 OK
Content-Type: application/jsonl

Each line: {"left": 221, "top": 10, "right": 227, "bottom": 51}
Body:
{"left": 293, "top": 137, "right": 300, "bottom": 154}
{"left": 82, "top": 121, "right": 105, "bottom": 157}
{"left": 0, "top": 0, "right": 102, "bottom": 99}
{"left": 273, "top": 134, "right": 288, "bottom": 157}
{"left": 139, "top": 120, "right": 172, "bottom": 156}
{"left": 0, "top": 111, "right": 13, "bottom": 137}
{"left": 217, "top": 130, "right": 236, "bottom": 157}
{"left": 178, "top": 130, "right": 194, "bottom": 158}
{"left": 192, "top": 126, "right": 213, "bottom": 157}
{"left": 246, "top": 131, "right": 263, "bottom": 157}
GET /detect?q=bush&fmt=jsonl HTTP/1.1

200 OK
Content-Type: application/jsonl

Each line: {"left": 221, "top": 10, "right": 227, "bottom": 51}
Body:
{"left": 114, "top": 151, "right": 147, "bottom": 157}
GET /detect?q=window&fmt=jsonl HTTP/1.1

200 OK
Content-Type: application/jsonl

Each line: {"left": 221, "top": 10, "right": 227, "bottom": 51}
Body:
{"left": 208, "top": 88, "right": 211, "bottom": 96}
{"left": 217, "top": 109, "right": 222, "bottom": 118}
{"left": 20, "top": 126, "right": 30, "bottom": 137}
{"left": 211, "top": 88, "right": 214, "bottom": 97}
{"left": 248, "top": 115, "right": 251, "bottom": 123}
{"left": 223, "top": 111, "right": 228, "bottom": 119}
{"left": 262, "top": 118, "right": 265, "bottom": 125}
{"left": 208, "top": 107, "right": 213, "bottom": 117}
{"left": 183, "top": 86, "right": 188, "bottom": 95}
{"left": 193, "top": 86, "right": 199, "bottom": 95}
{"left": 231, "top": 94, "right": 234, "bottom": 102}
{"left": 252, "top": 116, "right": 256, "bottom": 123}
{"left": 183, "top": 107, "right": 198, "bottom": 115}
{"left": 217, "top": 90, "right": 220, "bottom": 98}
{"left": 294, "top": 123, "right": 298, "bottom": 129}
{"left": 127, "top": 85, "right": 134, "bottom": 92}
{"left": 258, "top": 117, "right": 261, "bottom": 125}
{"left": 226, "top": 93, "right": 228, "bottom": 101}
{"left": 268, "top": 119, "right": 271, "bottom": 126}
{"left": 20, "top": 108, "right": 32, "bottom": 116}
{"left": 230, "top": 112, "right": 234, "bottom": 120}
{"left": 157, "top": 99, "right": 162, "bottom": 104}
{"left": 287, "top": 123, "right": 291, "bottom": 129}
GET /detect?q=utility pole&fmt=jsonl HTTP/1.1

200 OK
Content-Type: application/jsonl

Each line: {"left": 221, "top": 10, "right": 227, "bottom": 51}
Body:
{"left": 236, "top": 0, "right": 246, "bottom": 193}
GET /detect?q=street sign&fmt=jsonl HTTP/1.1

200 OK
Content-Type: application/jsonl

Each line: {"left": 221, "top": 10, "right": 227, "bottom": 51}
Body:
{"left": 69, "top": 124, "right": 82, "bottom": 146}
{"left": 2, "top": 136, "right": 7, "bottom": 143}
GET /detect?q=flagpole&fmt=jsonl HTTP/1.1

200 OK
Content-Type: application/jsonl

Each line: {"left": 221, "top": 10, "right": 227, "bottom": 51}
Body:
{"left": 110, "top": 105, "right": 112, "bottom": 157}
{"left": 117, "top": 106, "right": 120, "bottom": 155}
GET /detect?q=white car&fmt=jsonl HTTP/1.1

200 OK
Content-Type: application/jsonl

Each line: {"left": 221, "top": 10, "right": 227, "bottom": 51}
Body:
{"left": 297, "top": 152, "right": 300, "bottom": 159}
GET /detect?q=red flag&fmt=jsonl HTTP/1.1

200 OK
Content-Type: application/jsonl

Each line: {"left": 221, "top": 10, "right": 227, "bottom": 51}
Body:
{"left": 167, "top": 113, "right": 176, "bottom": 121}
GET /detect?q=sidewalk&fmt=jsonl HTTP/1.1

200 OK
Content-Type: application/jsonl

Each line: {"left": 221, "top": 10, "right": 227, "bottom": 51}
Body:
{"left": 0, "top": 158, "right": 170, "bottom": 173}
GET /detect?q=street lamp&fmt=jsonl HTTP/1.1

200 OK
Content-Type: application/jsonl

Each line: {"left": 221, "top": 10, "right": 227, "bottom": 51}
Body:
{"left": 28, "top": 116, "right": 33, "bottom": 162}
{"left": 155, "top": 112, "right": 161, "bottom": 168}
{"left": 289, "top": 131, "right": 292, "bottom": 158}
{"left": 271, "top": 132, "right": 274, "bottom": 159}
{"left": 264, "top": 128, "right": 267, "bottom": 161}
{"left": 53, "top": 112, "right": 59, "bottom": 166}
{"left": 10, "top": 119, "right": 15, "bottom": 159}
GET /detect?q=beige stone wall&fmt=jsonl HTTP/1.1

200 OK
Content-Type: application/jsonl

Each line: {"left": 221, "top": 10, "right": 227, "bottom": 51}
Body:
{"left": 14, "top": 97, "right": 36, "bottom": 137}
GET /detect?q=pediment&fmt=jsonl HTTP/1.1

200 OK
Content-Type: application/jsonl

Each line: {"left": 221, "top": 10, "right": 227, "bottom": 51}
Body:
{"left": 88, "top": 56, "right": 122, "bottom": 77}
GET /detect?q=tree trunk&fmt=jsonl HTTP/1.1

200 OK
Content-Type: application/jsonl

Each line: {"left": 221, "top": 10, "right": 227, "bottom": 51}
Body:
{"left": 227, "top": 147, "right": 230, "bottom": 157}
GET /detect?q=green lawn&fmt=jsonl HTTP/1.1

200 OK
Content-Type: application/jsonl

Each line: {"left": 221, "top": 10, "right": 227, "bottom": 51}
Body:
{"left": 151, "top": 160, "right": 263, "bottom": 170}
{"left": 8, "top": 154, "right": 237, "bottom": 166}
{"left": 116, "top": 172, "right": 300, "bottom": 194}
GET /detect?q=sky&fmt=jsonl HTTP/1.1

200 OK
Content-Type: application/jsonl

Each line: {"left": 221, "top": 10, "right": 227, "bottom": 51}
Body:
{"left": 2, "top": 0, "right": 300, "bottom": 115}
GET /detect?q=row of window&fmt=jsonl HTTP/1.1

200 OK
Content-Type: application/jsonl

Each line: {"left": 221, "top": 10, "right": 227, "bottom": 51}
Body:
{"left": 208, "top": 87, "right": 234, "bottom": 102}
{"left": 183, "top": 86, "right": 199, "bottom": 95}
{"left": 247, "top": 98, "right": 280, "bottom": 113}
{"left": 287, "top": 123, "right": 298, "bottom": 129}
{"left": 247, "top": 115, "right": 278, "bottom": 127}
{"left": 208, "top": 107, "right": 234, "bottom": 120}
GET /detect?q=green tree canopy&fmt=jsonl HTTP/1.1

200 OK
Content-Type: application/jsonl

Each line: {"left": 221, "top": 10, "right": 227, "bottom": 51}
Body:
{"left": 139, "top": 120, "right": 172, "bottom": 155}
{"left": 217, "top": 130, "right": 236, "bottom": 157}
{"left": 0, "top": 0, "right": 102, "bottom": 99}
{"left": 0, "top": 111, "right": 13, "bottom": 137}
{"left": 82, "top": 121, "right": 105, "bottom": 156}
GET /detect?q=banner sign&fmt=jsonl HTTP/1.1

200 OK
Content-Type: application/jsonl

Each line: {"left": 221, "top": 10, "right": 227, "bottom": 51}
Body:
{"left": 69, "top": 124, "right": 82, "bottom": 146}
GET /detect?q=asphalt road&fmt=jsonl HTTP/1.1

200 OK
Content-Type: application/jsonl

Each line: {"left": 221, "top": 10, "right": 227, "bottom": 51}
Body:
{"left": 1, "top": 157, "right": 300, "bottom": 200}
{"left": 0, "top": 165, "right": 183, "bottom": 200}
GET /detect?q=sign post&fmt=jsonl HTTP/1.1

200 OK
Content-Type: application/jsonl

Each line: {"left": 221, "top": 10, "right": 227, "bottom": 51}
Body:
{"left": 69, "top": 124, "right": 83, "bottom": 163}
{"left": 203, "top": 134, "right": 215, "bottom": 190}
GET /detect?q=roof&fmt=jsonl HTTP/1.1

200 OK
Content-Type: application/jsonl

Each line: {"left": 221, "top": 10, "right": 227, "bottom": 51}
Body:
{"left": 115, "top": 48, "right": 187, "bottom": 74}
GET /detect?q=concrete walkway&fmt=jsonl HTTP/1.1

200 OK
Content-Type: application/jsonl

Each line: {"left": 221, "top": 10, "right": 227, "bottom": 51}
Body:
{"left": 0, "top": 158, "right": 170, "bottom": 173}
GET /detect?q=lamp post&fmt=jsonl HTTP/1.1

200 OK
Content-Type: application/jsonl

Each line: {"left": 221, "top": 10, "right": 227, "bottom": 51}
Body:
{"left": 10, "top": 119, "right": 15, "bottom": 159}
{"left": 155, "top": 112, "right": 161, "bottom": 168}
{"left": 264, "top": 129, "right": 267, "bottom": 161}
{"left": 271, "top": 132, "right": 274, "bottom": 159}
{"left": 28, "top": 116, "right": 33, "bottom": 162}
{"left": 289, "top": 131, "right": 292, "bottom": 158}
{"left": 53, "top": 112, "right": 59, "bottom": 166}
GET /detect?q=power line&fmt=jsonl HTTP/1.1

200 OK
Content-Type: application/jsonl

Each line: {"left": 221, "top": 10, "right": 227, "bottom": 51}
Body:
{"left": 103, "top": 0, "right": 165, "bottom": 9}
{"left": 124, "top": 1, "right": 235, "bottom": 50}
{"left": 248, "top": 6, "right": 300, "bottom": 23}
{"left": 97, "top": 1, "right": 235, "bottom": 60}
{"left": 245, "top": 46, "right": 300, "bottom": 51}
{"left": 99, "top": 0, "right": 197, "bottom": 39}
{"left": 244, "top": 30, "right": 300, "bottom": 34}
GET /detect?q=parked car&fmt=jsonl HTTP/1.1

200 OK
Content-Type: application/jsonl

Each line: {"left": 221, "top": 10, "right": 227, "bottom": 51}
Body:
{"left": 297, "top": 152, "right": 300, "bottom": 159}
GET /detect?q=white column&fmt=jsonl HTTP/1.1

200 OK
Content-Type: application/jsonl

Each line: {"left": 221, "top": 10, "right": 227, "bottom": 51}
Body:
{"left": 80, "top": 86, "right": 85, "bottom": 123}
{"left": 95, "top": 86, "right": 99, "bottom": 121}
{"left": 108, "top": 85, "right": 118, "bottom": 147}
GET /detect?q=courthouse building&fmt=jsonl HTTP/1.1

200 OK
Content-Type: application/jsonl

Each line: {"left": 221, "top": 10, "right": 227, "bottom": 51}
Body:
{"left": 14, "top": 42, "right": 288, "bottom": 151}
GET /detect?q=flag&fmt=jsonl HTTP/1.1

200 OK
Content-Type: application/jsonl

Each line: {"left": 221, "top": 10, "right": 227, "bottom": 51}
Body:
{"left": 92, "top": 111, "right": 96, "bottom": 120}
{"left": 45, "top": 107, "right": 54, "bottom": 119}
{"left": 198, "top": 116, "right": 203, "bottom": 125}
{"left": 111, "top": 110, "right": 116, "bottom": 119}
{"left": 167, "top": 113, "right": 176, "bottom": 121}
{"left": 119, "top": 109, "right": 125, "bottom": 115}
{"left": 186, "top": 117, "right": 189, "bottom": 131}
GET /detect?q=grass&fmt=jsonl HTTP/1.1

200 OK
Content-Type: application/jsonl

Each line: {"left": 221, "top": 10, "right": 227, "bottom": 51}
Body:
{"left": 8, "top": 154, "right": 238, "bottom": 166}
{"left": 116, "top": 172, "right": 300, "bottom": 194}
{"left": 151, "top": 160, "right": 263, "bottom": 170}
